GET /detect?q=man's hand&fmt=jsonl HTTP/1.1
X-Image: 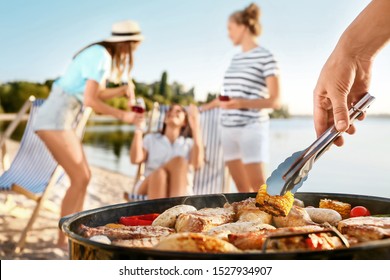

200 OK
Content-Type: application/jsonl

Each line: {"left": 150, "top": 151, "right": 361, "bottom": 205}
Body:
{"left": 313, "top": 47, "right": 371, "bottom": 146}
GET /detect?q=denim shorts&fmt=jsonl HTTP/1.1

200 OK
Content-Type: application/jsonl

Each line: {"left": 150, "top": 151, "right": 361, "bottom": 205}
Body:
{"left": 33, "top": 86, "right": 82, "bottom": 131}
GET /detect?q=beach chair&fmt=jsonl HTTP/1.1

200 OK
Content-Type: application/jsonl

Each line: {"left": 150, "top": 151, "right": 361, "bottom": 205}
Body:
{"left": 0, "top": 96, "right": 92, "bottom": 253}
{"left": 125, "top": 103, "right": 230, "bottom": 201}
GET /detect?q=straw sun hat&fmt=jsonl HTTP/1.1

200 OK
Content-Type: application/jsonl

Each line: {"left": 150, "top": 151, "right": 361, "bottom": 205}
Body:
{"left": 104, "top": 20, "right": 144, "bottom": 42}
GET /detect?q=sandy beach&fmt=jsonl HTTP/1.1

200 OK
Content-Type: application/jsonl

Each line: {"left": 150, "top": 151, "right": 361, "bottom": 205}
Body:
{"left": 0, "top": 140, "right": 134, "bottom": 260}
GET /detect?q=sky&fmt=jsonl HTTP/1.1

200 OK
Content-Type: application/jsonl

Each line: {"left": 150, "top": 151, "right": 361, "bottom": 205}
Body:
{"left": 1, "top": 0, "right": 389, "bottom": 115}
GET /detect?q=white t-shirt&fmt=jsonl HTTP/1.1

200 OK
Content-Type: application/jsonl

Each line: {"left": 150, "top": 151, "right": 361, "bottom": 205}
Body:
{"left": 143, "top": 133, "right": 194, "bottom": 178}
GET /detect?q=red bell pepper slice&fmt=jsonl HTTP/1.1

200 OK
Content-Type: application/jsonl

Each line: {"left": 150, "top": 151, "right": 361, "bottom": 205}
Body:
{"left": 134, "top": 213, "right": 160, "bottom": 221}
{"left": 119, "top": 213, "right": 160, "bottom": 226}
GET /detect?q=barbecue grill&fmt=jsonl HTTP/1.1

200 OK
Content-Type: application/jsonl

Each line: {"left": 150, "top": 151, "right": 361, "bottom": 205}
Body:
{"left": 59, "top": 192, "right": 390, "bottom": 259}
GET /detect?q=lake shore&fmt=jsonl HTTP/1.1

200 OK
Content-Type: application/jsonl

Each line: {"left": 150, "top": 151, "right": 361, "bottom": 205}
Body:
{"left": 0, "top": 140, "right": 134, "bottom": 260}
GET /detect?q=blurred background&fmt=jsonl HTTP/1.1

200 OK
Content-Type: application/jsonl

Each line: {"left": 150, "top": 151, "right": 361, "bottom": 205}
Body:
{"left": 0, "top": 0, "right": 389, "bottom": 197}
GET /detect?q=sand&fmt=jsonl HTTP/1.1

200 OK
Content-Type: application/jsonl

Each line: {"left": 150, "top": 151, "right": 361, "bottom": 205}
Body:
{"left": 0, "top": 140, "right": 134, "bottom": 260}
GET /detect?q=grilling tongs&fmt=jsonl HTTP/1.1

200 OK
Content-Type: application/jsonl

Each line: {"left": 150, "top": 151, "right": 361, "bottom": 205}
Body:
{"left": 266, "top": 92, "right": 375, "bottom": 196}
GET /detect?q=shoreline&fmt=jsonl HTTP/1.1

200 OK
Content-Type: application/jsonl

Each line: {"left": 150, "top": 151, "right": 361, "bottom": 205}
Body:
{"left": 0, "top": 140, "right": 134, "bottom": 260}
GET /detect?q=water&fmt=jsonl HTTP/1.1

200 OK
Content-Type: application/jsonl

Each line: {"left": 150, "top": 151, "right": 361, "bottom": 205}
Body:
{"left": 83, "top": 117, "right": 390, "bottom": 198}
{"left": 268, "top": 118, "right": 390, "bottom": 198}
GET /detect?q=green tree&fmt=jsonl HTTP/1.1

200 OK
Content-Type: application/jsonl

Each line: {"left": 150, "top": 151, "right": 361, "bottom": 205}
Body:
{"left": 158, "top": 71, "right": 172, "bottom": 100}
{"left": 44, "top": 79, "right": 55, "bottom": 90}
{"left": 205, "top": 92, "right": 217, "bottom": 103}
{"left": 0, "top": 81, "right": 50, "bottom": 112}
{"left": 0, "top": 72, "right": 200, "bottom": 114}
{"left": 269, "top": 105, "right": 290, "bottom": 119}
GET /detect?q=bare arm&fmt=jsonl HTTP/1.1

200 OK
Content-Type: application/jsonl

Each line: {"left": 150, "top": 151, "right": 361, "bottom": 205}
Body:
{"left": 313, "top": 0, "right": 390, "bottom": 145}
{"left": 83, "top": 80, "right": 135, "bottom": 123}
{"left": 219, "top": 75, "right": 281, "bottom": 110}
{"left": 188, "top": 105, "right": 204, "bottom": 170}
{"left": 339, "top": 0, "right": 390, "bottom": 59}
{"left": 190, "top": 127, "right": 204, "bottom": 170}
{"left": 130, "top": 130, "right": 148, "bottom": 164}
{"left": 97, "top": 85, "right": 128, "bottom": 101}
{"left": 130, "top": 113, "right": 147, "bottom": 164}
{"left": 199, "top": 98, "right": 220, "bottom": 112}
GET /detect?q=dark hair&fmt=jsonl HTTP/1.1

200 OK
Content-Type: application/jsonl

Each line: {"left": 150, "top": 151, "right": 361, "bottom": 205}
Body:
{"left": 161, "top": 104, "right": 192, "bottom": 138}
{"left": 230, "top": 3, "right": 262, "bottom": 36}
{"left": 73, "top": 40, "right": 138, "bottom": 81}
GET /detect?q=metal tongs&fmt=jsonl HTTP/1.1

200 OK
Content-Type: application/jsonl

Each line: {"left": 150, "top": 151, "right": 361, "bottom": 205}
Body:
{"left": 266, "top": 92, "right": 375, "bottom": 196}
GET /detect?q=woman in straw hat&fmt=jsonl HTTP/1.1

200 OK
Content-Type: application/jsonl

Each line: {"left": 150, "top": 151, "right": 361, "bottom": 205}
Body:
{"left": 33, "top": 20, "right": 144, "bottom": 249}
{"left": 201, "top": 3, "right": 281, "bottom": 193}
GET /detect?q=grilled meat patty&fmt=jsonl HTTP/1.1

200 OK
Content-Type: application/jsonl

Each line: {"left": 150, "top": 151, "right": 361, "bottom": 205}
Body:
{"left": 152, "top": 205, "right": 197, "bottom": 228}
{"left": 228, "top": 225, "right": 325, "bottom": 250}
{"left": 227, "top": 198, "right": 272, "bottom": 224}
{"left": 154, "top": 232, "right": 241, "bottom": 253}
{"left": 273, "top": 206, "right": 317, "bottom": 228}
{"left": 338, "top": 217, "right": 390, "bottom": 241}
{"left": 175, "top": 207, "right": 235, "bottom": 232}
{"left": 79, "top": 224, "right": 174, "bottom": 240}
{"left": 206, "top": 222, "right": 275, "bottom": 240}
{"left": 112, "top": 237, "right": 162, "bottom": 248}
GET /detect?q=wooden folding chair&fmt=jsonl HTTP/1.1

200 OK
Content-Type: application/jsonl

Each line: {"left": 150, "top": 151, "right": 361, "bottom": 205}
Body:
{"left": 125, "top": 105, "right": 230, "bottom": 201}
{"left": 0, "top": 96, "right": 92, "bottom": 253}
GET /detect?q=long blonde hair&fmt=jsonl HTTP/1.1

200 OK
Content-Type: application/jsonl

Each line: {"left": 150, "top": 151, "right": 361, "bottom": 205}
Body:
{"left": 230, "top": 3, "right": 262, "bottom": 36}
{"left": 73, "top": 40, "right": 138, "bottom": 81}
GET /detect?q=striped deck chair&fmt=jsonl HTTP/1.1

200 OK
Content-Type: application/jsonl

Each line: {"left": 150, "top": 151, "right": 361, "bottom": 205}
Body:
{"left": 0, "top": 96, "right": 91, "bottom": 253}
{"left": 125, "top": 104, "right": 230, "bottom": 201}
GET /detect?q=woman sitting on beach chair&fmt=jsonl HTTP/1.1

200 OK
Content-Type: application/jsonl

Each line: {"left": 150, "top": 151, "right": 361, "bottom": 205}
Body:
{"left": 130, "top": 104, "right": 204, "bottom": 199}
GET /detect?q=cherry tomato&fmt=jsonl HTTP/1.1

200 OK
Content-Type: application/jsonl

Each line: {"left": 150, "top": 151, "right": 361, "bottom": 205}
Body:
{"left": 350, "top": 206, "right": 371, "bottom": 218}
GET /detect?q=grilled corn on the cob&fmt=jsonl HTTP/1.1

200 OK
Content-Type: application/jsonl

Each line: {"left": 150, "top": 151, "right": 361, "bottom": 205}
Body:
{"left": 255, "top": 184, "right": 294, "bottom": 217}
{"left": 319, "top": 199, "right": 351, "bottom": 219}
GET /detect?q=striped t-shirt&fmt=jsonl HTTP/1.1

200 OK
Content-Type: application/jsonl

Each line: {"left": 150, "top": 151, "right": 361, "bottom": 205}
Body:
{"left": 221, "top": 46, "right": 279, "bottom": 127}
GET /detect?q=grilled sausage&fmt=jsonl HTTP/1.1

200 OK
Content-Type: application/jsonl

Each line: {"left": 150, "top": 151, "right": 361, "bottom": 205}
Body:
{"left": 304, "top": 207, "right": 342, "bottom": 225}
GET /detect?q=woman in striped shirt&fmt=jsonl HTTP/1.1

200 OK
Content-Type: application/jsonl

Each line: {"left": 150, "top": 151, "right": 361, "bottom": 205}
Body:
{"left": 203, "top": 3, "right": 281, "bottom": 193}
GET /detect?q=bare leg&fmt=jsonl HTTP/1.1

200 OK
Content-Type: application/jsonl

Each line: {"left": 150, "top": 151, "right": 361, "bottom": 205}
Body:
{"left": 141, "top": 157, "right": 189, "bottom": 199}
{"left": 244, "top": 162, "right": 267, "bottom": 192}
{"left": 226, "top": 159, "right": 253, "bottom": 192}
{"left": 163, "top": 157, "right": 189, "bottom": 197}
{"left": 36, "top": 130, "right": 91, "bottom": 248}
{"left": 147, "top": 169, "right": 168, "bottom": 199}
{"left": 135, "top": 176, "right": 149, "bottom": 195}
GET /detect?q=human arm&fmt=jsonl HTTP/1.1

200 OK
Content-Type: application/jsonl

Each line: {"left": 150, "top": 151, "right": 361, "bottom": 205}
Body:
{"left": 129, "top": 115, "right": 148, "bottom": 164}
{"left": 199, "top": 98, "right": 220, "bottom": 112}
{"left": 187, "top": 104, "right": 204, "bottom": 170}
{"left": 97, "top": 85, "right": 129, "bottom": 100}
{"left": 219, "top": 75, "right": 281, "bottom": 110}
{"left": 83, "top": 80, "right": 135, "bottom": 123}
{"left": 313, "top": 0, "right": 390, "bottom": 146}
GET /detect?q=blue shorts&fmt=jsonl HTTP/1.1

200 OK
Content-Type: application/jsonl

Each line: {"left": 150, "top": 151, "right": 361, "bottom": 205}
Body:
{"left": 33, "top": 86, "right": 82, "bottom": 131}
